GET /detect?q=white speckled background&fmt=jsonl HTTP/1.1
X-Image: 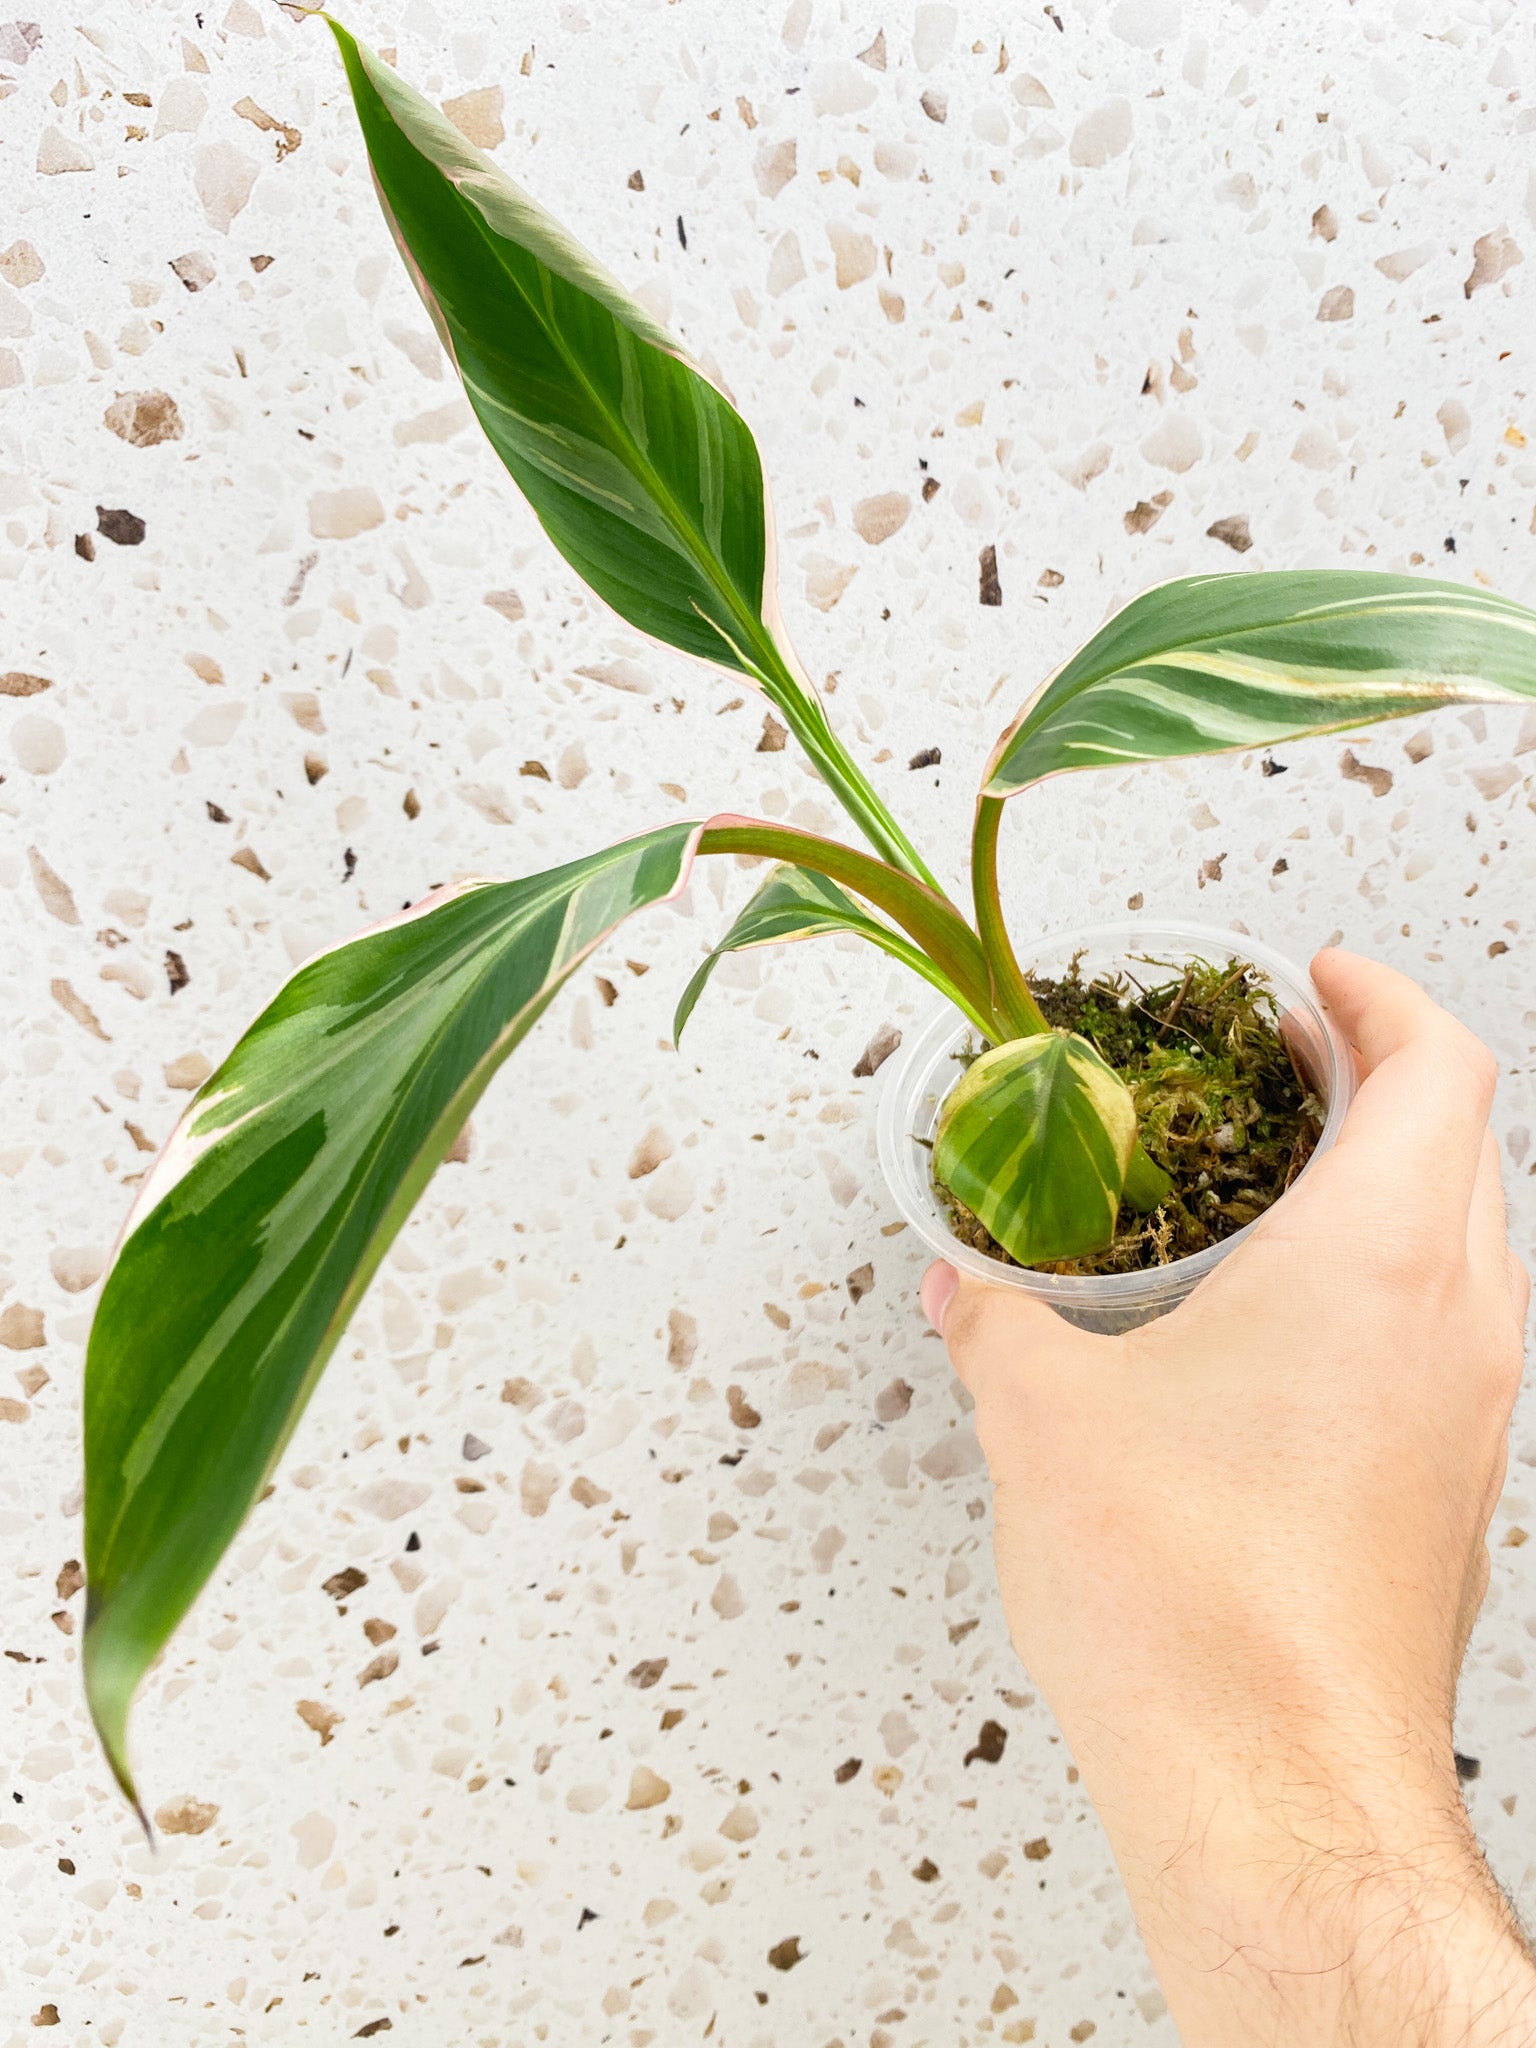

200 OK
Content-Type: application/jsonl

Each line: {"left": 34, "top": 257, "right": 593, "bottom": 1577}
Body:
{"left": 2, "top": 0, "right": 1535, "bottom": 2040}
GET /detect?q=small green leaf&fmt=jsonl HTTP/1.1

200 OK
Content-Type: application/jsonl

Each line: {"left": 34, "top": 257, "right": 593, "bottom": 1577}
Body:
{"left": 674, "top": 862, "right": 987, "bottom": 1043}
{"left": 985, "top": 570, "right": 1536, "bottom": 798}
{"left": 932, "top": 1032, "right": 1136, "bottom": 1265}
{"left": 84, "top": 823, "right": 700, "bottom": 1813}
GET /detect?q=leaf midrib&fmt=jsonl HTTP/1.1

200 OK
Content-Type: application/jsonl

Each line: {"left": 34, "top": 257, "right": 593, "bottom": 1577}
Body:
{"left": 440, "top": 163, "right": 795, "bottom": 704}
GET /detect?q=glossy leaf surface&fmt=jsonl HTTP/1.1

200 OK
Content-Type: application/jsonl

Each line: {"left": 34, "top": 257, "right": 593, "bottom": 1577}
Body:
{"left": 985, "top": 571, "right": 1536, "bottom": 798}
{"left": 331, "top": 22, "right": 931, "bottom": 883}
{"left": 673, "top": 862, "right": 985, "bottom": 1044}
{"left": 933, "top": 1031, "right": 1136, "bottom": 1265}
{"left": 84, "top": 824, "right": 700, "bottom": 1811}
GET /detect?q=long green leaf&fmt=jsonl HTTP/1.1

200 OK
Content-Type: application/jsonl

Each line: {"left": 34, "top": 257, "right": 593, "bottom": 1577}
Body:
{"left": 984, "top": 571, "right": 1536, "bottom": 798}
{"left": 932, "top": 1032, "right": 1136, "bottom": 1265}
{"left": 84, "top": 824, "right": 701, "bottom": 1814}
{"left": 330, "top": 21, "right": 931, "bottom": 885}
{"left": 673, "top": 862, "right": 991, "bottom": 1044}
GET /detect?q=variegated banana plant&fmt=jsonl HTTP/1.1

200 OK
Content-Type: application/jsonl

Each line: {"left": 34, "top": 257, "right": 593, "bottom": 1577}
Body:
{"left": 81, "top": 18, "right": 1536, "bottom": 1815}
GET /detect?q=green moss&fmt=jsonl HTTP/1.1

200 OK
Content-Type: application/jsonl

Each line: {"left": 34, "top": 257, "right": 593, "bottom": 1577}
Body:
{"left": 937, "top": 952, "right": 1323, "bottom": 1277}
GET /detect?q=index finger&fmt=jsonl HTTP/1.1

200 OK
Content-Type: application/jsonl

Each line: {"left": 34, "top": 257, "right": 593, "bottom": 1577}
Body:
{"left": 1311, "top": 948, "right": 1496, "bottom": 1226}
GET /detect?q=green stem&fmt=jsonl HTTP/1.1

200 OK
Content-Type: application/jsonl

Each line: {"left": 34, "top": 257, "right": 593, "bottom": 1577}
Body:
{"left": 750, "top": 643, "right": 941, "bottom": 893}
{"left": 970, "top": 795, "right": 1050, "bottom": 1038}
{"left": 698, "top": 819, "right": 1004, "bottom": 1036}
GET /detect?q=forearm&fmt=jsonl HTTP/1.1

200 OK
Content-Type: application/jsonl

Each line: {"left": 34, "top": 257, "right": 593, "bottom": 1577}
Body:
{"left": 1093, "top": 1757, "right": 1536, "bottom": 2046}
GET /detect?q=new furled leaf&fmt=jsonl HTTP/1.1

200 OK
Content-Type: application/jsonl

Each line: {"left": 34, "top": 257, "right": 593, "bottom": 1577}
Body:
{"left": 985, "top": 571, "right": 1536, "bottom": 797}
{"left": 330, "top": 20, "right": 930, "bottom": 883}
{"left": 84, "top": 824, "right": 701, "bottom": 1814}
{"left": 932, "top": 1032, "right": 1137, "bottom": 1265}
{"left": 673, "top": 862, "right": 993, "bottom": 1044}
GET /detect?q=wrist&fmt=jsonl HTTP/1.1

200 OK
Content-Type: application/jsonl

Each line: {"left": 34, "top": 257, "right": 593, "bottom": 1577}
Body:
{"left": 1090, "top": 1748, "right": 1536, "bottom": 2045}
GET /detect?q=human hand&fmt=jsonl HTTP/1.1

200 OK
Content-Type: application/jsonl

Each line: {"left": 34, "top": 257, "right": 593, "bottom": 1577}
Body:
{"left": 922, "top": 949, "right": 1535, "bottom": 2044}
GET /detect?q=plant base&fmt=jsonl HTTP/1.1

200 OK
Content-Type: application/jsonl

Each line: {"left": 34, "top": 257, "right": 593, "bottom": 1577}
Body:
{"left": 936, "top": 954, "right": 1322, "bottom": 1277}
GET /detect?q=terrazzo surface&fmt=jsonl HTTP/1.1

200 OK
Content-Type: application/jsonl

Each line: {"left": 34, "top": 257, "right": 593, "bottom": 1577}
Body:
{"left": 3, "top": 0, "right": 1536, "bottom": 2040}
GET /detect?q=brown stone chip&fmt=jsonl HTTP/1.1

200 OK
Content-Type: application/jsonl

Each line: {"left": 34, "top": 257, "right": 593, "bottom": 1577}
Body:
{"left": 233, "top": 94, "right": 302, "bottom": 158}
{"left": 353, "top": 2024, "right": 393, "bottom": 2039}
{"left": 104, "top": 390, "right": 184, "bottom": 447}
{"left": 170, "top": 251, "right": 216, "bottom": 292}
{"left": 51, "top": 979, "right": 109, "bottom": 1040}
{"left": 1023, "top": 1835, "right": 1052, "bottom": 1860}
{"left": 666, "top": 1309, "right": 697, "bottom": 1370}
{"left": 0, "top": 1305, "right": 45, "bottom": 1351}
{"left": 626, "top": 1765, "right": 671, "bottom": 1809}
{"left": 1340, "top": 748, "right": 1392, "bottom": 797}
{"left": 920, "top": 88, "right": 947, "bottom": 122}
{"left": 964, "top": 1719, "right": 1008, "bottom": 1767}
{"left": 362, "top": 1618, "right": 396, "bottom": 1646}
{"left": 1465, "top": 228, "right": 1523, "bottom": 299}
{"left": 756, "top": 712, "right": 787, "bottom": 752}
{"left": 358, "top": 1650, "right": 399, "bottom": 1688}
{"left": 230, "top": 845, "right": 271, "bottom": 880}
{"left": 1205, "top": 514, "right": 1252, "bottom": 553}
{"left": 874, "top": 1378, "right": 912, "bottom": 1422}
{"left": 834, "top": 1755, "right": 862, "bottom": 1783}
{"left": 912, "top": 1856, "right": 939, "bottom": 1882}
{"left": 0, "top": 671, "right": 51, "bottom": 696}
{"left": 155, "top": 1795, "right": 219, "bottom": 1836}
{"left": 96, "top": 506, "right": 146, "bottom": 546}
{"left": 852, "top": 1022, "right": 901, "bottom": 1077}
{"left": 845, "top": 1262, "right": 874, "bottom": 1304}
{"left": 322, "top": 1566, "right": 367, "bottom": 1602}
{"left": 1316, "top": 285, "right": 1354, "bottom": 322}
{"left": 908, "top": 746, "right": 941, "bottom": 770}
{"left": 297, "top": 1698, "right": 342, "bottom": 1746}
{"left": 978, "top": 543, "right": 1002, "bottom": 606}
{"left": 726, "top": 1385, "right": 761, "bottom": 1429}
{"left": 767, "top": 1936, "right": 805, "bottom": 1971}
{"left": 627, "top": 1656, "right": 668, "bottom": 1689}
{"left": 28, "top": 847, "right": 77, "bottom": 923}
{"left": 518, "top": 758, "right": 551, "bottom": 780}
{"left": 56, "top": 1560, "right": 84, "bottom": 1602}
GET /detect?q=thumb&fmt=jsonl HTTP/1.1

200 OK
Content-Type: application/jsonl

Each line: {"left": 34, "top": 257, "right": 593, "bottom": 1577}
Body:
{"left": 920, "top": 1260, "right": 1103, "bottom": 1396}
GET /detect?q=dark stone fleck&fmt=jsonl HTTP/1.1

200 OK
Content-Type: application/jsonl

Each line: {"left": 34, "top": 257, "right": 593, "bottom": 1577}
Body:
{"left": 1455, "top": 1752, "right": 1480, "bottom": 1782}
{"left": 908, "top": 746, "right": 941, "bottom": 770}
{"left": 978, "top": 543, "right": 1002, "bottom": 606}
{"left": 833, "top": 1756, "right": 862, "bottom": 1783}
{"left": 97, "top": 506, "right": 146, "bottom": 547}
{"left": 964, "top": 1719, "right": 1008, "bottom": 1767}
{"left": 767, "top": 1936, "right": 804, "bottom": 1971}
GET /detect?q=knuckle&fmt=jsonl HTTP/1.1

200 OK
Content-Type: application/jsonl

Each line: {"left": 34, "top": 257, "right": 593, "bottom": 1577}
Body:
{"left": 1444, "top": 1023, "right": 1498, "bottom": 1105}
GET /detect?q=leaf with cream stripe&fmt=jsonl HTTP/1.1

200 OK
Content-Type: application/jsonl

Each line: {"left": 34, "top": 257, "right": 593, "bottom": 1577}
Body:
{"left": 84, "top": 823, "right": 702, "bottom": 1816}
{"left": 984, "top": 571, "right": 1536, "bottom": 797}
{"left": 932, "top": 1032, "right": 1137, "bottom": 1266}
{"left": 673, "top": 862, "right": 995, "bottom": 1045}
{"left": 330, "top": 20, "right": 930, "bottom": 883}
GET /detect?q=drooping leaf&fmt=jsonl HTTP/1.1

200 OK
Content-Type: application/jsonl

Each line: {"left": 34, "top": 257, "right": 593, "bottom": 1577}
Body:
{"left": 932, "top": 1031, "right": 1137, "bottom": 1265}
{"left": 985, "top": 571, "right": 1536, "bottom": 798}
{"left": 84, "top": 824, "right": 701, "bottom": 1813}
{"left": 673, "top": 862, "right": 989, "bottom": 1044}
{"left": 329, "top": 21, "right": 930, "bottom": 884}
{"left": 692, "top": 815, "right": 1002, "bottom": 1036}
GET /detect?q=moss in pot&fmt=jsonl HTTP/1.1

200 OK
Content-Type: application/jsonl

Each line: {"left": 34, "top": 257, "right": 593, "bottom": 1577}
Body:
{"left": 79, "top": 19, "right": 1536, "bottom": 1814}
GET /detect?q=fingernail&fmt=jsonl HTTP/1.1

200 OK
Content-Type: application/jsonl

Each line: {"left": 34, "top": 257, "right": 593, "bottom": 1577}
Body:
{"left": 920, "top": 1261, "right": 959, "bottom": 1334}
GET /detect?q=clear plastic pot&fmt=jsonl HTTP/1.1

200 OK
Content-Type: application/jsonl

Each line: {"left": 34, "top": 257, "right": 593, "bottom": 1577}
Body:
{"left": 876, "top": 920, "right": 1356, "bottom": 1335}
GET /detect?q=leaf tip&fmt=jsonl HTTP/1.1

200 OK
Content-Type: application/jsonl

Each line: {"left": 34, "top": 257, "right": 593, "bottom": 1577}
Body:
{"left": 83, "top": 1609, "right": 148, "bottom": 1827}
